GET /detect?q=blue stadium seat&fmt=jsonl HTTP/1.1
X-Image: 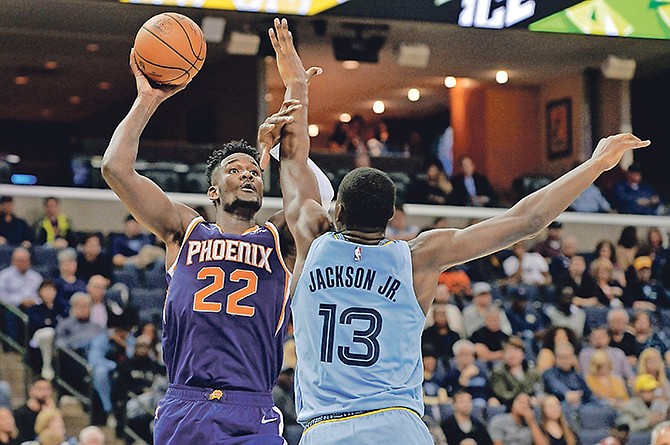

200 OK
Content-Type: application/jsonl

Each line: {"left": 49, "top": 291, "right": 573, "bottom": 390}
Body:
{"left": 579, "top": 428, "right": 609, "bottom": 445}
{"left": 130, "top": 288, "right": 166, "bottom": 312}
{"left": 113, "top": 268, "right": 141, "bottom": 289}
{"left": 143, "top": 169, "right": 181, "bottom": 192}
{"left": 438, "top": 403, "right": 453, "bottom": 420}
{"left": 579, "top": 404, "right": 617, "bottom": 430}
{"left": 182, "top": 172, "right": 210, "bottom": 194}
{"left": 584, "top": 306, "right": 609, "bottom": 331}
{"left": 143, "top": 267, "right": 167, "bottom": 290}
{"left": 33, "top": 264, "right": 56, "bottom": 279}
{"left": 0, "top": 244, "right": 14, "bottom": 269}
{"left": 284, "top": 425, "right": 303, "bottom": 445}
{"left": 659, "top": 308, "right": 670, "bottom": 336}
{"left": 485, "top": 404, "right": 506, "bottom": 421}
{"left": 32, "top": 245, "right": 58, "bottom": 267}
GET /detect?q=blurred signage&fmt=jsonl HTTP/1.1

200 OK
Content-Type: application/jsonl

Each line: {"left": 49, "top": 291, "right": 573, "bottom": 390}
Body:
{"left": 530, "top": 0, "right": 670, "bottom": 39}
{"left": 120, "top": 0, "right": 350, "bottom": 15}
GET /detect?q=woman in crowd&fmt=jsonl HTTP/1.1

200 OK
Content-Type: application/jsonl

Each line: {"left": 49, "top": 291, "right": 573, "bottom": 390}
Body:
{"left": 539, "top": 395, "right": 577, "bottom": 445}
{"left": 536, "top": 326, "right": 581, "bottom": 374}
{"left": 638, "top": 347, "right": 670, "bottom": 401}
{"left": 584, "top": 350, "right": 629, "bottom": 408}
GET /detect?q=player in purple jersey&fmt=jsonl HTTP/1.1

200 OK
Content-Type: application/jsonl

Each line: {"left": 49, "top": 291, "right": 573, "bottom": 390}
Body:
{"left": 101, "top": 41, "right": 323, "bottom": 443}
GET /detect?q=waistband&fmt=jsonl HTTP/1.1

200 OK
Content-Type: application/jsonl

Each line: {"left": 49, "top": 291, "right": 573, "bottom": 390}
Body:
{"left": 303, "top": 406, "right": 420, "bottom": 433}
{"left": 166, "top": 384, "right": 273, "bottom": 406}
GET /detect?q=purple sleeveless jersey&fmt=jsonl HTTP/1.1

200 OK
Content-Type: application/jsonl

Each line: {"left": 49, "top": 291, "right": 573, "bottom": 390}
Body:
{"left": 163, "top": 217, "right": 291, "bottom": 392}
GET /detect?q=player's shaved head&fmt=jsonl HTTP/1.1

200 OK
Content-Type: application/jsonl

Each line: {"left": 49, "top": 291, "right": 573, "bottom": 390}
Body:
{"left": 336, "top": 167, "right": 395, "bottom": 232}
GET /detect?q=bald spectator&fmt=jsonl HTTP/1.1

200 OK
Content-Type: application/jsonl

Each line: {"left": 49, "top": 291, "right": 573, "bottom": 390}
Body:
{"left": 470, "top": 310, "right": 509, "bottom": 365}
{"left": 0, "top": 196, "right": 33, "bottom": 247}
{"left": 78, "top": 426, "right": 105, "bottom": 445}
{"left": 444, "top": 339, "right": 495, "bottom": 408}
{"left": 54, "top": 293, "right": 105, "bottom": 354}
{"left": 607, "top": 308, "right": 637, "bottom": 365}
{"left": 0, "top": 247, "right": 42, "bottom": 309}
{"left": 86, "top": 275, "right": 110, "bottom": 329}
{"left": 652, "top": 421, "right": 670, "bottom": 445}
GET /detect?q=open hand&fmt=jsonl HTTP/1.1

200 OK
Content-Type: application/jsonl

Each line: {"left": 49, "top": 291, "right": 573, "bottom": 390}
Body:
{"left": 258, "top": 99, "right": 303, "bottom": 169}
{"left": 591, "top": 133, "right": 651, "bottom": 171}
{"left": 269, "top": 18, "right": 322, "bottom": 86}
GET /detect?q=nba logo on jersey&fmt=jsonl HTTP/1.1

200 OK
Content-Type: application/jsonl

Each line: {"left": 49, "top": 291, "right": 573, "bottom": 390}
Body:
{"left": 353, "top": 246, "right": 362, "bottom": 262}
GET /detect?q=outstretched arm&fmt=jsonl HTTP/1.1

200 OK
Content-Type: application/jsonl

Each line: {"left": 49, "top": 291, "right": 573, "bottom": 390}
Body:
{"left": 269, "top": 19, "right": 330, "bottom": 270}
{"left": 101, "top": 50, "right": 197, "bottom": 251}
{"left": 411, "top": 133, "right": 651, "bottom": 310}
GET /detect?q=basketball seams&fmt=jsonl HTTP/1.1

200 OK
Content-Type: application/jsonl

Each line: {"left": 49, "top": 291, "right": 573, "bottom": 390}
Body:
{"left": 163, "top": 13, "right": 206, "bottom": 61}
{"left": 140, "top": 25, "right": 200, "bottom": 73}
{"left": 133, "top": 51, "right": 191, "bottom": 84}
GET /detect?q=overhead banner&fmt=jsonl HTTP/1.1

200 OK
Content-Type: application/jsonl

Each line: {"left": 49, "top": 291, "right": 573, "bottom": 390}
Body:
{"left": 120, "top": 0, "right": 351, "bottom": 16}
{"left": 529, "top": 0, "right": 670, "bottom": 39}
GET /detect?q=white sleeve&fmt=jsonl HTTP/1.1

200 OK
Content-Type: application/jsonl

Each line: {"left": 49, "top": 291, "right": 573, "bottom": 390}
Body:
{"left": 270, "top": 144, "right": 334, "bottom": 209}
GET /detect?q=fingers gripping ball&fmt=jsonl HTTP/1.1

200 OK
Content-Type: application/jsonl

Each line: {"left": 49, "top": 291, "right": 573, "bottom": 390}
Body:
{"left": 134, "top": 12, "right": 206, "bottom": 85}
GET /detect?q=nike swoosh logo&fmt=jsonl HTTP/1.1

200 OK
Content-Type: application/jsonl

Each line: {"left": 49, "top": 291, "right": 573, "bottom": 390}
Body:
{"left": 261, "top": 415, "right": 279, "bottom": 424}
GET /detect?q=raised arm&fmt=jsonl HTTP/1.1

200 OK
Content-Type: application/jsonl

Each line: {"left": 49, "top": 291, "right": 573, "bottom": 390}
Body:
{"left": 269, "top": 19, "right": 330, "bottom": 268}
{"left": 411, "top": 133, "right": 650, "bottom": 310}
{"left": 101, "top": 50, "right": 197, "bottom": 250}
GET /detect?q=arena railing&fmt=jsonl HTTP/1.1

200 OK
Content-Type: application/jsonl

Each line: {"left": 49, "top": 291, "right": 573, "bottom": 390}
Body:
{"left": 0, "top": 300, "right": 31, "bottom": 398}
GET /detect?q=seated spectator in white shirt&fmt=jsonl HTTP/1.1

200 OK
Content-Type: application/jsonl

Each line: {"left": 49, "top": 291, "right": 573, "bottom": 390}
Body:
{"left": 503, "top": 241, "right": 551, "bottom": 286}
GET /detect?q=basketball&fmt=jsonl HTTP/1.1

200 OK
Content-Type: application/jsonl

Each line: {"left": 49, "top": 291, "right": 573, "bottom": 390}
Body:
{"left": 133, "top": 12, "right": 207, "bottom": 85}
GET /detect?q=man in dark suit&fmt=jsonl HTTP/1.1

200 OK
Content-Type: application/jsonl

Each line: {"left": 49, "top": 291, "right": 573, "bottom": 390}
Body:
{"left": 451, "top": 157, "right": 497, "bottom": 207}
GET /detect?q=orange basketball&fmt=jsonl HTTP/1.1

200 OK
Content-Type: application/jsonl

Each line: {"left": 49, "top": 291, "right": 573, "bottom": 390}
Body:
{"left": 133, "top": 12, "right": 207, "bottom": 85}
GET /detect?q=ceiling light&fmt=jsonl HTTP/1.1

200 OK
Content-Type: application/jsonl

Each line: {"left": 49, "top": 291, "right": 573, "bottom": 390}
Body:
{"left": 69, "top": 96, "right": 81, "bottom": 105}
{"left": 396, "top": 43, "right": 430, "bottom": 68}
{"left": 444, "top": 76, "right": 457, "bottom": 88}
{"left": 372, "top": 100, "right": 385, "bottom": 114}
{"left": 227, "top": 31, "right": 260, "bottom": 56}
{"left": 14, "top": 76, "right": 29, "bottom": 85}
{"left": 98, "top": 81, "right": 111, "bottom": 91}
{"left": 40, "top": 109, "right": 53, "bottom": 118}
{"left": 342, "top": 60, "right": 360, "bottom": 70}
{"left": 44, "top": 61, "right": 58, "bottom": 70}
{"left": 339, "top": 113, "right": 352, "bottom": 123}
{"left": 407, "top": 88, "right": 420, "bottom": 102}
{"left": 86, "top": 43, "right": 100, "bottom": 53}
{"left": 201, "top": 16, "right": 226, "bottom": 44}
{"left": 264, "top": 93, "right": 274, "bottom": 102}
{"left": 496, "top": 70, "right": 509, "bottom": 84}
{"left": 308, "top": 124, "right": 320, "bottom": 137}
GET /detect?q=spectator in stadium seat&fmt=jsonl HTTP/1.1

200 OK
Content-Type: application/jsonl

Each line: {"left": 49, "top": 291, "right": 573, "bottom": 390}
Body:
{"left": 607, "top": 308, "right": 637, "bottom": 365}
{"left": 594, "top": 239, "right": 627, "bottom": 288}
{"left": 505, "top": 286, "right": 545, "bottom": 350}
{"left": 637, "top": 348, "right": 670, "bottom": 402}
{"left": 534, "top": 221, "right": 565, "bottom": 260}
{"left": 21, "top": 407, "right": 74, "bottom": 445}
{"left": 549, "top": 236, "right": 579, "bottom": 284}
{"left": 584, "top": 350, "right": 629, "bottom": 409}
{"left": 470, "top": 310, "right": 509, "bottom": 366}
{"left": 422, "top": 345, "right": 449, "bottom": 421}
{"left": 617, "top": 374, "right": 669, "bottom": 432}
{"left": 634, "top": 314, "right": 670, "bottom": 363}
{"left": 490, "top": 337, "right": 541, "bottom": 407}
{"left": 450, "top": 156, "right": 497, "bottom": 207}
{"left": 623, "top": 256, "right": 670, "bottom": 310}
{"left": 575, "top": 258, "right": 625, "bottom": 307}
{"left": 543, "top": 286, "right": 586, "bottom": 339}
{"left": 76, "top": 233, "right": 112, "bottom": 282}
{"left": 462, "top": 282, "right": 512, "bottom": 337}
{"left": 385, "top": 206, "right": 419, "bottom": 241}
{"left": 440, "top": 391, "right": 492, "bottom": 445}
{"left": 423, "top": 303, "right": 462, "bottom": 367}
{"left": 85, "top": 275, "right": 110, "bottom": 329}
{"left": 0, "top": 196, "right": 33, "bottom": 247}
{"left": 555, "top": 255, "right": 590, "bottom": 299}
{"left": 535, "top": 326, "right": 581, "bottom": 374}
{"left": 488, "top": 393, "right": 546, "bottom": 445}
{"left": 54, "top": 293, "right": 105, "bottom": 355}
{"left": 543, "top": 342, "right": 592, "bottom": 405}
{"left": 407, "top": 161, "right": 453, "bottom": 206}
{"left": 503, "top": 241, "right": 551, "bottom": 286}
{"left": 111, "top": 215, "right": 165, "bottom": 271}
{"left": 430, "top": 283, "right": 465, "bottom": 336}
{"left": 615, "top": 226, "right": 640, "bottom": 280}
{"left": 0, "top": 247, "right": 42, "bottom": 309}
{"left": 538, "top": 395, "right": 578, "bottom": 445}
{"left": 652, "top": 420, "right": 670, "bottom": 445}
{"left": 53, "top": 248, "right": 86, "bottom": 305}
{"left": 12, "top": 377, "right": 55, "bottom": 444}
{"left": 579, "top": 326, "right": 635, "bottom": 386}
{"left": 569, "top": 182, "right": 613, "bottom": 213}
{"left": 26, "top": 280, "right": 68, "bottom": 381}
{"left": 444, "top": 340, "right": 496, "bottom": 408}
{"left": 612, "top": 162, "right": 662, "bottom": 215}
{"left": 34, "top": 197, "right": 75, "bottom": 249}
{"left": 0, "top": 406, "right": 18, "bottom": 445}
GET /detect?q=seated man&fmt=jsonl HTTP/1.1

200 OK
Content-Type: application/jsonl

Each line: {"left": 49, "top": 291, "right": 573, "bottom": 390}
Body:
{"left": 612, "top": 162, "right": 662, "bottom": 215}
{"left": 111, "top": 215, "right": 165, "bottom": 270}
{"left": 444, "top": 340, "right": 496, "bottom": 408}
{"left": 470, "top": 310, "right": 509, "bottom": 366}
{"left": 54, "top": 293, "right": 105, "bottom": 355}
{"left": 440, "top": 391, "right": 492, "bottom": 445}
{"left": 543, "top": 343, "right": 592, "bottom": 406}
{"left": 0, "top": 196, "right": 33, "bottom": 247}
{"left": 34, "top": 197, "right": 75, "bottom": 248}
{"left": 617, "top": 374, "right": 668, "bottom": 432}
{"left": 490, "top": 337, "right": 541, "bottom": 407}
{"left": 488, "top": 393, "right": 546, "bottom": 445}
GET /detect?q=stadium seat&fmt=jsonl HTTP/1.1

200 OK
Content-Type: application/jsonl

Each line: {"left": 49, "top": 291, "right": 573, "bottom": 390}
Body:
{"left": 578, "top": 428, "right": 609, "bottom": 445}
{"left": 659, "top": 308, "right": 670, "bottom": 335}
{"left": 143, "top": 267, "right": 167, "bottom": 290}
{"left": 584, "top": 306, "right": 609, "bottom": 331}
{"left": 579, "top": 404, "right": 617, "bottom": 430}
{"left": 183, "top": 172, "right": 210, "bottom": 194}
{"left": 0, "top": 244, "right": 13, "bottom": 269}
{"left": 485, "top": 404, "right": 506, "bottom": 421}
{"left": 438, "top": 403, "right": 453, "bottom": 420}
{"left": 32, "top": 245, "right": 58, "bottom": 267}
{"left": 130, "top": 288, "right": 166, "bottom": 313}
{"left": 113, "top": 268, "right": 141, "bottom": 290}
{"left": 143, "top": 170, "right": 181, "bottom": 193}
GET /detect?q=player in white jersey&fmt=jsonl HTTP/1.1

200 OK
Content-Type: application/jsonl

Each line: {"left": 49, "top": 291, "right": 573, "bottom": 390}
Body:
{"left": 269, "top": 17, "right": 652, "bottom": 445}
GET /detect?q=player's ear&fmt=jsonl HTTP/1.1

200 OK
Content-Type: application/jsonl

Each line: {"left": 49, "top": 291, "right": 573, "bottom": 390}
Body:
{"left": 207, "top": 185, "right": 220, "bottom": 203}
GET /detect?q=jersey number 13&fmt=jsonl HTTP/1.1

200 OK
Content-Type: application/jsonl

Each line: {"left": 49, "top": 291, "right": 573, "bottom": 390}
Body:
{"left": 318, "top": 303, "right": 382, "bottom": 367}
